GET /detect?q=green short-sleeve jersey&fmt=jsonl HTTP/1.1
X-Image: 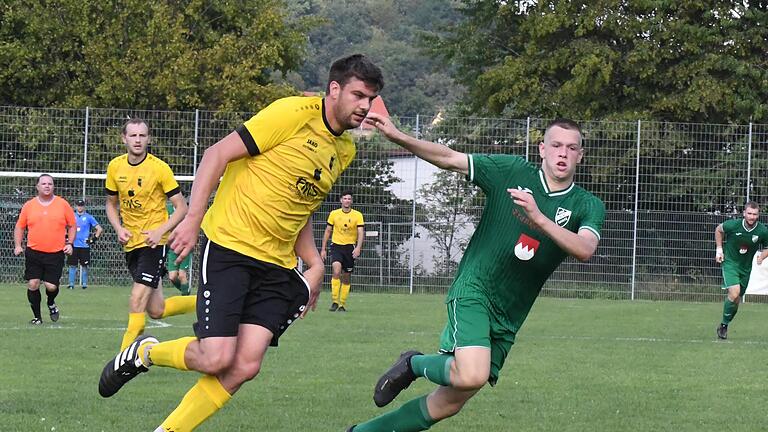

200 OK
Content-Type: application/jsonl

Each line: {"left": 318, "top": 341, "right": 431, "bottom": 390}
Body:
{"left": 721, "top": 218, "right": 768, "bottom": 271}
{"left": 448, "top": 154, "right": 605, "bottom": 332}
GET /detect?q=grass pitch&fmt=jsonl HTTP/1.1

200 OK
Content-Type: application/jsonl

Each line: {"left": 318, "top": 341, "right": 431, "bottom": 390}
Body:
{"left": 1, "top": 283, "right": 767, "bottom": 431}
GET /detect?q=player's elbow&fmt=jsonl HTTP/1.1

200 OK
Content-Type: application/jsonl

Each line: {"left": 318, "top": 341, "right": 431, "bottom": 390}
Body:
{"left": 574, "top": 246, "right": 597, "bottom": 262}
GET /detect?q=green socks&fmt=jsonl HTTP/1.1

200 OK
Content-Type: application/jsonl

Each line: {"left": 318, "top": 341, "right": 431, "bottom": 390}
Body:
{"left": 410, "top": 354, "right": 453, "bottom": 386}
{"left": 722, "top": 299, "right": 739, "bottom": 325}
{"left": 354, "top": 395, "right": 436, "bottom": 432}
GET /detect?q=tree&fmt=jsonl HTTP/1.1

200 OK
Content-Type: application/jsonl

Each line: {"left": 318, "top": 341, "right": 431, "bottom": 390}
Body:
{"left": 416, "top": 169, "right": 481, "bottom": 275}
{"left": 0, "top": 0, "right": 312, "bottom": 111}
{"left": 290, "top": 0, "right": 464, "bottom": 116}
{"left": 426, "top": 1, "right": 768, "bottom": 123}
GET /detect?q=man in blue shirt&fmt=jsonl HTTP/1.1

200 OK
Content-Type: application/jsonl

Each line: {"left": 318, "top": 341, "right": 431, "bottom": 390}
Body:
{"left": 68, "top": 199, "right": 103, "bottom": 289}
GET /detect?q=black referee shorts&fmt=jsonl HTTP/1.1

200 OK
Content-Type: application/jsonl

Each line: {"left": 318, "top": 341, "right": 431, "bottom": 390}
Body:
{"left": 24, "top": 248, "right": 65, "bottom": 286}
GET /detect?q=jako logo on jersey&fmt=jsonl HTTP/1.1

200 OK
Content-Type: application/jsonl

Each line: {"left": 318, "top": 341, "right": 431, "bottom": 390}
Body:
{"left": 555, "top": 207, "right": 572, "bottom": 226}
{"left": 295, "top": 177, "right": 320, "bottom": 198}
{"left": 517, "top": 186, "right": 533, "bottom": 194}
{"left": 514, "top": 233, "right": 540, "bottom": 261}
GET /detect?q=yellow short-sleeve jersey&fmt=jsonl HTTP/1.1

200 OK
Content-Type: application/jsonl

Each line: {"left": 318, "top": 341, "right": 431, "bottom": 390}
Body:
{"left": 105, "top": 153, "right": 180, "bottom": 252}
{"left": 327, "top": 208, "right": 364, "bottom": 245}
{"left": 201, "top": 96, "right": 356, "bottom": 268}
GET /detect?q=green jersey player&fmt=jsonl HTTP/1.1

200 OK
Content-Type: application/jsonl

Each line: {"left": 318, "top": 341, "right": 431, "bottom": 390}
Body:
{"left": 715, "top": 202, "right": 768, "bottom": 339}
{"left": 166, "top": 201, "right": 192, "bottom": 295}
{"left": 347, "top": 116, "right": 605, "bottom": 432}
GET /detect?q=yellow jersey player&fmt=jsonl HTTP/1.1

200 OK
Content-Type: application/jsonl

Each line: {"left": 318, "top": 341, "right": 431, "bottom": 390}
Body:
{"left": 98, "top": 54, "right": 384, "bottom": 432}
{"left": 321, "top": 191, "right": 365, "bottom": 311}
{"left": 105, "top": 118, "right": 196, "bottom": 351}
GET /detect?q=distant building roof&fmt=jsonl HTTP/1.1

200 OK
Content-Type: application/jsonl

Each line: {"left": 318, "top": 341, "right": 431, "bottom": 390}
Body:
{"left": 360, "top": 96, "right": 389, "bottom": 130}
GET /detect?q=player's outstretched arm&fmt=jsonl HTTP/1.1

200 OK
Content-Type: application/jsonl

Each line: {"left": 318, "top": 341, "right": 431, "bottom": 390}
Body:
{"left": 365, "top": 112, "right": 468, "bottom": 175}
{"left": 169, "top": 131, "right": 250, "bottom": 260}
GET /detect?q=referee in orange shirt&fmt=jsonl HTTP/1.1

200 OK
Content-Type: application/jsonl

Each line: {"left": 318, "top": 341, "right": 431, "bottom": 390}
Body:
{"left": 14, "top": 174, "right": 76, "bottom": 325}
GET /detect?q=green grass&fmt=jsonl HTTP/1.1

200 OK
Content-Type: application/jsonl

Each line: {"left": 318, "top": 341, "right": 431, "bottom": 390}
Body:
{"left": 1, "top": 284, "right": 767, "bottom": 431}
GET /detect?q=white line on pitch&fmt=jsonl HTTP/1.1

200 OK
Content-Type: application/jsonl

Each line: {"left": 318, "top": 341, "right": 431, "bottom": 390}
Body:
{"left": 0, "top": 319, "right": 174, "bottom": 331}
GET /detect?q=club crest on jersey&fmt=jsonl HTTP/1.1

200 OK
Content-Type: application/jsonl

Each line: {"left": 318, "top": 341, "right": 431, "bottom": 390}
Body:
{"left": 752, "top": 235, "right": 759, "bottom": 243}
{"left": 514, "top": 233, "right": 540, "bottom": 261}
{"left": 555, "top": 207, "right": 572, "bottom": 226}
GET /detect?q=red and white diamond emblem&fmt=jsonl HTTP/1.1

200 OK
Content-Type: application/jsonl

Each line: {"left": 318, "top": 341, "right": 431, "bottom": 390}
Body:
{"left": 514, "top": 233, "right": 540, "bottom": 261}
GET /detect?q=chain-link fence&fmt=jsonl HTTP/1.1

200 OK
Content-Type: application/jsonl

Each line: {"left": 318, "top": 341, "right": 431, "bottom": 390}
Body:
{"left": 2, "top": 106, "right": 767, "bottom": 302}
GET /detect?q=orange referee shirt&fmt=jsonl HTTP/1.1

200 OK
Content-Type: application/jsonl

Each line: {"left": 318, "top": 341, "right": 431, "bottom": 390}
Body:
{"left": 16, "top": 196, "right": 76, "bottom": 253}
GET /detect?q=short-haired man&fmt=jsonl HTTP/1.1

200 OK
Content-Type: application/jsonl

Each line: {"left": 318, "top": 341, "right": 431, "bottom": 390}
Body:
{"left": 98, "top": 54, "right": 384, "bottom": 432}
{"left": 321, "top": 191, "right": 364, "bottom": 312}
{"left": 715, "top": 201, "right": 768, "bottom": 339}
{"left": 105, "top": 118, "right": 195, "bottom": 351}
{"left": 14, "top": 174, "right": 76, "bottom": 324}
{"left": 347, "top": 117, "right": 605, "bottom": 432}
{"left": 67, "top": 199, "right": 103, "bottom": 289}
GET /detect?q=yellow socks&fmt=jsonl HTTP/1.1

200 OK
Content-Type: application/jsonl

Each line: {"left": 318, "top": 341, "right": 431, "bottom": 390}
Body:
{"left": 120, "top": 312, "right": 146, "bottom": 351}
{"left": 158, "top": 375, "right": 231, "bottom": 432}
{"left": 331, "top": 278, "right": 341, "bottom": 304}
{"left": 340, "top": 283, "right": 351, "bottom": 307}
{"left": 148, "top": 336, "right": 195, "bottom": 370}
{"left": 161, "top": 295, "right": 196, "bottom": 318}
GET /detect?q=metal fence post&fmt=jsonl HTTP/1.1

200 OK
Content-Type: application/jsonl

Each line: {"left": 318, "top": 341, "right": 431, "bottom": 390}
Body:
{"left": 194, "top": 109, "right": 200, "bottom": 176}
{"left": 82, "top": 106, "right": 90, "bottom": 198}
{"left": 747, "top": 122, "right": 753, "bottom": 202}
{"left": 409, "top": 114, "right": 420, "bottom": 295}
{"left": 525, "top": 116, "right": 531, "bottom": 161}
{"left": 631, "top": 120, "right": 641, "bottom": 300}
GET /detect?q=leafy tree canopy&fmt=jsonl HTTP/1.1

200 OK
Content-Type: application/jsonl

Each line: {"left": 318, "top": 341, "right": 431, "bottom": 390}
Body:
{"left": 426, "top": 0, "right": 768, "bottom": 123}
{"left": 0, "top": 0, "right": 312, "bottom": 111}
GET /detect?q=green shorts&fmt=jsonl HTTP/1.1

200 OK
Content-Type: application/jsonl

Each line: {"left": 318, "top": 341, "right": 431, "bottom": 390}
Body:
{"left": 438, "top": 297, "right": 515, "bottom": 386}
{"left": 166, "top": 248, "right": 191, "bottom": 271}
{"left": 721, "top": 264, "right": 749, "bottom": 296}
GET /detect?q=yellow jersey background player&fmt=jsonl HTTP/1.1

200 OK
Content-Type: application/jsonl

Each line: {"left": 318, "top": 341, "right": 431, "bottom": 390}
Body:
{"left": 98, "top": 54, "right": 384, "bottom": 432}
{"left": 321, "top": 191, "right": 364, "bottom": 311}
{"left": 105, "top": 118, "right": 196, "bottom": 351}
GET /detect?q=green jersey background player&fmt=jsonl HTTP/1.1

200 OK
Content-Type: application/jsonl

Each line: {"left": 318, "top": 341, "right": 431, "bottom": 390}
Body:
{"left": 715, "top": 201, "right": 768, "bottom": 339}
{"left": 166, "top": 201, "right": 191, "bottom": 295}
{"left": 347, "top": 116, "right": 605, "bottom": 432}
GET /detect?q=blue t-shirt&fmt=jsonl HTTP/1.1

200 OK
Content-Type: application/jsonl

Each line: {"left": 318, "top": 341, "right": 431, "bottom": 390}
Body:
{"left": 73, "top": 211, "right": 100, "bottom": 248}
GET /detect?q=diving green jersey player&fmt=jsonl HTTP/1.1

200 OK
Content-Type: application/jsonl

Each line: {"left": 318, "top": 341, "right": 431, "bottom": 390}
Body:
{"left": 347, "top": 116, "right": 606, "bottom": 432}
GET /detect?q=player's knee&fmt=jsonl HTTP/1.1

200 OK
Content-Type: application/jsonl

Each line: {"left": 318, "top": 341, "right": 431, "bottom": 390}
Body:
{"left": 196, "top": 349, "right": 236, "bottom": 375}
{"left": 452, "top": 369, "right": 488, "bottom": 391}
{"left": 146, "top": 310, "right": 162, "bottom": 320}
{"left": 229, "top": 357, "right": 263, "bottom": 384}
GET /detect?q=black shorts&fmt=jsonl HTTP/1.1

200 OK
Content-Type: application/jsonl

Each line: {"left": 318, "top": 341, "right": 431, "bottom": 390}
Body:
{"left": 24, "top": 248, "right": 65, "bottom": 286}
{"left": 330, "top": 243, "right": 355, "bottom": 273}
{"left": 125, "top": 246, "right": 167, "bottom": 289}
{"left": 66, "top": 247, "right": 91, "bottom": 267}
{"left": 194, "top": 238, "right": 310, "bottom": 347}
